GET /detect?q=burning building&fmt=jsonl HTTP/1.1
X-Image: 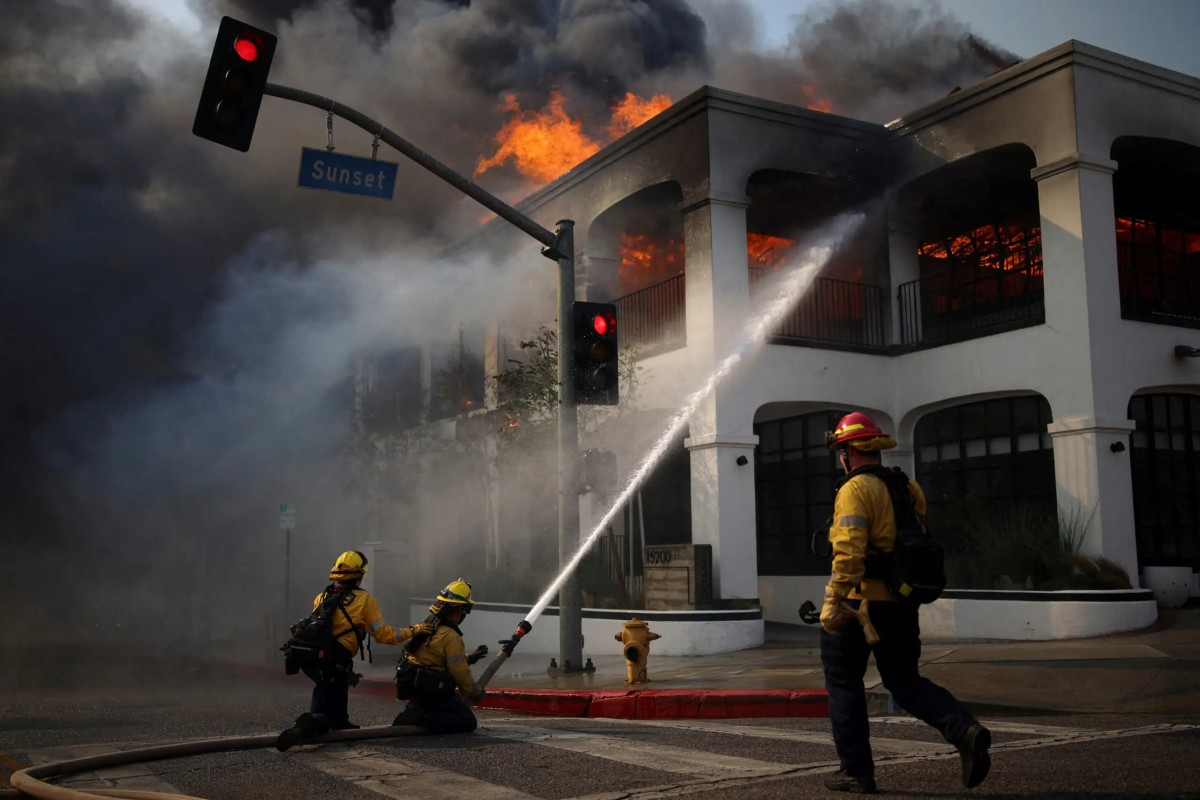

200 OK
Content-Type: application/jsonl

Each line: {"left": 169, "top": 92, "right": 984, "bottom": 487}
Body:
{"left": 430, "top": 40, "right": 1200, "bottom": 649}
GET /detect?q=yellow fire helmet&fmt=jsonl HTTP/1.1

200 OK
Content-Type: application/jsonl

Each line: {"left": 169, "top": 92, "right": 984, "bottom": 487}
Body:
{"left": 429, "top": 578, "right": 474, "bottom": 615}
{"left": 329, "top": 550, "right": 368, "bottom": 582}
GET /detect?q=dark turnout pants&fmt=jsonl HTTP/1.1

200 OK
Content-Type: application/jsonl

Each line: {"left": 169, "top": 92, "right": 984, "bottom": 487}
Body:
{"left": 821, "top": 598, "right": 978, "bottom": 778}
{"left": 405, "top": 691, "right": 478, "bottom": 734}
{"left": 299, "top": 646, "right": 355, "bottom": 734}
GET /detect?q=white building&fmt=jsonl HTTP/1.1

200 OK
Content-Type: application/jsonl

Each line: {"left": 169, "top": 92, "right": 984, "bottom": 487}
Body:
{"left": 439, "top": 40, "right": 1200, "bottom": 642}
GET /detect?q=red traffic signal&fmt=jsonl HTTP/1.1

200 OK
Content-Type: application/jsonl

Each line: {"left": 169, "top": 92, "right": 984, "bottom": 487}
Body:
{"left": 233, "top": 36, "right": 261, "bottom": 62}
{"left": 592, "top": 312, "right": 615, "bottom": 336}
{"left": 572, "top": 301, "right": 618, "bottom": 406}
{"left": 193, "top": 17, "right": 277, "bottom": 153}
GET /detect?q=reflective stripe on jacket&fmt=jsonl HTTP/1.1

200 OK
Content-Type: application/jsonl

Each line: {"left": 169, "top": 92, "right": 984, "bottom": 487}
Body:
{"left": 829, "top": 471, "right": 928, "bottom": 602}
{"left": 309, "top": 587, "right": 415, "bottom": 656}
{"left": 405, "top": 624, "right": 477, "bottom": 696}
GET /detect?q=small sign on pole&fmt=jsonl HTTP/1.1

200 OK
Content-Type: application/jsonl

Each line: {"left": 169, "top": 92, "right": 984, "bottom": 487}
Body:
{"left": 297, "top": 147, "right": 398, "bottom": 200}
{"left": 279, "top": 503, "right": 296, "bottom": 530}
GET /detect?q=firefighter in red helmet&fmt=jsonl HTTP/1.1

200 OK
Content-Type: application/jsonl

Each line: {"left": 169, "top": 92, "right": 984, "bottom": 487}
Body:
{"left": 820, "top": 412, "right": 991, "bottom": 794}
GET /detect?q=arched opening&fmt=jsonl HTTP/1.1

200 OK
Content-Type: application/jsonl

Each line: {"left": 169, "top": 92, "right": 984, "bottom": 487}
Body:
{"left": 1112, "top": 137, "right": 1200, "bottom": 328}
{"left": 746, "top": 169, "right": 886, "bottom": 348}
{"left": 905, "top": 145, "right": 1044, "bottom": 345}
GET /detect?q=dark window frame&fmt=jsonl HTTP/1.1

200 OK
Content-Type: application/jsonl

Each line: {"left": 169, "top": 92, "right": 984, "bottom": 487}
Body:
{"left": 1129, "top": 393, "right": 1200, "bottom": 567}
{"left": 914, "top": 396, "right": 1056, "bottom": 521}
{"left": 754, "top": 410, "right": 847, "bottom": 576}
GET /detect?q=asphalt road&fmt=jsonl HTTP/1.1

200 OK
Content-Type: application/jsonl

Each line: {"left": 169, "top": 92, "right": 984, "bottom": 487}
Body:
{"left": 3, "top": 669, "right": 1199, "bottom": 800}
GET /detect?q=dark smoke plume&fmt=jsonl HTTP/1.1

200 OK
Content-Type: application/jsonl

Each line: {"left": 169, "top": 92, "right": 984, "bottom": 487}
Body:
{"left": 0, "top": 0, "right": 1016, "bottom": 658}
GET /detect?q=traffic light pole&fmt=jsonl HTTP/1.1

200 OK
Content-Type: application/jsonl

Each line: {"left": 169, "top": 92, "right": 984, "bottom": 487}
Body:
{"left": 554, "top": 221, "right": 583, "bottom": 671}
{"left": 260, "top": 83, "right": 583, "bottom": 668}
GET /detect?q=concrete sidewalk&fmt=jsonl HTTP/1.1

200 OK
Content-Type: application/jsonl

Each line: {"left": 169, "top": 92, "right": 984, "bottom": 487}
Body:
{"left": 350, "top": 607, "right": 1200, "bottom": 718}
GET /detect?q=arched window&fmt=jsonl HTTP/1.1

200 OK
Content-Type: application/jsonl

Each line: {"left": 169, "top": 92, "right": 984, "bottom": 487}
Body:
{"left": 1129, "top": 393, "right": 1200, "bottom": 566}
{"left": 754, "top": 410, "right": 847, "bottom": 576}
{"left": 914, "top": 396, "right": 1055, "bottom": 519}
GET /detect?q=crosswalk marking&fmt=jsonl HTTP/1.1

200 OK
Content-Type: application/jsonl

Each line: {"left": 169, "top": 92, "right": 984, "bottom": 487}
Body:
{"left": 479, "top": 723, "right": 784, "bottom": 775}
{"left": 306, "top": 744, "right": 537, "bottom": 800}
{"left": 592, "top": 717, "right": 944, "bottom": 754}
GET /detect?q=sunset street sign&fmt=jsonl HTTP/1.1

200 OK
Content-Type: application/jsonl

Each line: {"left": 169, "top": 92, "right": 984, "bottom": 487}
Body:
{"left": 297, "top": 147, "right": 398, "bottom": 200}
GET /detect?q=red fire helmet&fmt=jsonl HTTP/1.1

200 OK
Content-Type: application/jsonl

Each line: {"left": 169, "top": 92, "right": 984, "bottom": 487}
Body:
{"left": 827, "top": 411, "right": 889, "bottom": 450}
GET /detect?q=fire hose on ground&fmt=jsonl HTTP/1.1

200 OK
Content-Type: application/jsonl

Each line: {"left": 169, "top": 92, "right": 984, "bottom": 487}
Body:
{"left": 9, "top": 621, "right": 535, "bottom": 800}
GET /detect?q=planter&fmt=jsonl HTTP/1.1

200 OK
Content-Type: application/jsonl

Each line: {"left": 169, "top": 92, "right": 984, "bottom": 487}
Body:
{"left": 918, "top": 588, "right": 1158, "bottom": 641}
{"left": 1141, "top": 566, "right": 1193, "bottom": 609}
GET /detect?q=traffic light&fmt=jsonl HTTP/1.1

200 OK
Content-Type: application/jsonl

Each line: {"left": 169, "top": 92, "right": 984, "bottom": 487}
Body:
{"left": 572, "top": 301, "right": 618, "bottom": 406}
{"left": 192, "top": 17, "right": 277, "bottom": 152}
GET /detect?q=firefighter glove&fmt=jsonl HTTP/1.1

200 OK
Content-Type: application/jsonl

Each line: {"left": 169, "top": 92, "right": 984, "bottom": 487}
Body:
{"left": 411, "top": 622, "right": 434, "bottom": 636}
{"left": 819, "top": 584, "right": 851, "bottom": 635}
{"left": 467, "top": 644, "right": 489, "bottom": 665}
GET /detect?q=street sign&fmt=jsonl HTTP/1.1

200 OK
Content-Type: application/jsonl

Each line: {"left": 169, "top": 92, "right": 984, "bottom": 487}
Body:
{"left": 297, "top": 147, "right": 398, "bottom": 200}
{"left": 279, "top": 503, "right": 296, "bottom": 530}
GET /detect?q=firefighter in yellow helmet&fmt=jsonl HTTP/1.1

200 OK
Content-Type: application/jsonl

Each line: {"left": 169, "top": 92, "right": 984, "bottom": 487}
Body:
{"left": 392, "top": 578, "right": 489, "bottom": 733}
{"left": 276, "top": 550, "right": 430, "bottom": 751}
{"left": 820, "top": 412, "right": 991, "bottom": 794}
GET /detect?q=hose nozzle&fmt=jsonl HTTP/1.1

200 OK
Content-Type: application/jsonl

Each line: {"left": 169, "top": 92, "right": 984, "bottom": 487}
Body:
{"left": 500, "top": 619, "right": 532, "bottom": 657}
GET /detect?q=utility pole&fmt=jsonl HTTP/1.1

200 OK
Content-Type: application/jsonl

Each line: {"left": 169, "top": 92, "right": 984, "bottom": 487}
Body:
{"left": 259, "top": 83, "right": 583, "bottom": 667}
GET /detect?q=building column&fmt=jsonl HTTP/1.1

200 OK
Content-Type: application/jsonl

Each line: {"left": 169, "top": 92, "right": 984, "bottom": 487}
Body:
{"left": 1047, "top": 417, "right": 1139, "bottom": 585}
{"left": 683, "top": 432, "right": 760, "bottom": 600}
{"left": 887, "top": 222, "right": 920, "bottom": 345}
{"left": 1033, "top": 153, "right": 1139, "bottom": 584}
{"left": 679, "top": 190, "right": 752, "bottom": 366}
{"left": 676, "top": 189, "right": 759, "bottom": 601}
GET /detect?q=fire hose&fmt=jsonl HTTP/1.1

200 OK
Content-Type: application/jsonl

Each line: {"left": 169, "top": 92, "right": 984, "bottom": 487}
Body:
{"left": 7, "top": 726, "right": 428, "bottom": 800}
{"left": 10, "top": 620, "right": 534, "bottom": 799}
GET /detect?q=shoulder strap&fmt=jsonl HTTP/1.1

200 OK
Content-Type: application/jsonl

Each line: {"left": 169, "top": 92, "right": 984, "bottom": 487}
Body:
{"left": 844, "top": 464, "right": 921, "bottom": 530}
{"left": 335, "top": 588, "right": 365, "bottom": 655}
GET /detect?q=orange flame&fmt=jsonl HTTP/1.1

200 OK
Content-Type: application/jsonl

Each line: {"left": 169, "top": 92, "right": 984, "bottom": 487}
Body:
{"left": 618, "top": 231, "right": 684, "bottom": 293}
{"left": 477, "top": 90, "right": 674, "bottom": 183}
{"left": 747, "top": 233, "right": 797, "bottom": 269}
{"left": 606, "top": 92, "right": 673, "bottom": 139}
{"left": 474, "top": 91, "right": 600, "bottom": 183}
{"left": 919, "top": 222, "right": 1043, "bottom": 276}
{"left": 800, "top": 85, "right": 834, "bottom": 114}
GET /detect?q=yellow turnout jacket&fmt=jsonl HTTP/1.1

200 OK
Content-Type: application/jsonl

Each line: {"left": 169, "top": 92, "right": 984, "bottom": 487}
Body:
{"left": 310, "top": 586, "right": 416, "bottom": 656}
{"left": 829, "top": 471, "right": 928, "bottom": 602}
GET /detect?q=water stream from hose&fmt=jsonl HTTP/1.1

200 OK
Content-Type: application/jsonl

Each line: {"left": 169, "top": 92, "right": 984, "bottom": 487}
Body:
{"left": 517, "top": 213, "right": 866, "bottom": 627}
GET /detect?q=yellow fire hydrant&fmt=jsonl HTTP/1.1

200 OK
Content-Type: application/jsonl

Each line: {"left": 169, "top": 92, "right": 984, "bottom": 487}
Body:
{"left": 615, "top": 617, "right": 660, "bottom": 684}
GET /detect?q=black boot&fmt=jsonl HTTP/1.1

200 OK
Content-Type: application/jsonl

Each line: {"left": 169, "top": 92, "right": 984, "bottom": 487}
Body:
{"left": 824, "top": 770, "right": 877, "bottom": 794}
{"left": 956, "top": 723, "right": 992, "bottom": 788}
{"left": 276, "top": 713, "right": 318, "bottom": 752}
{"left": 392, "top": 702, "right": 426, "bottom": 727}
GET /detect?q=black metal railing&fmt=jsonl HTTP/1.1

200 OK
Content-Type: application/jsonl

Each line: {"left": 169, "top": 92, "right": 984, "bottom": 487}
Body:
{"left": 898, "top": 263, "right": 1045, "bottom": 346}
{"left": 750, "top": 270, "right": 886, "bottom": 348}
{"left": 614, "top": 273, "right": 686, "bottom": 357}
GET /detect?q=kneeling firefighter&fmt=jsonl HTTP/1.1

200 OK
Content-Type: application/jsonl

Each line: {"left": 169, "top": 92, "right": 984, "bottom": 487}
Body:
{"left": 393, "top": 579, "right": 489, "bottom": 733}
{"left": 276, "top": 550, "right": 429, "bottom": 752}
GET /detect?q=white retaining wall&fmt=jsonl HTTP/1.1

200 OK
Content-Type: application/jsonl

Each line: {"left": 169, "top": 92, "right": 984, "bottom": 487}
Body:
{"left": 411, "top": 602, "right": 765, "bottom": 657}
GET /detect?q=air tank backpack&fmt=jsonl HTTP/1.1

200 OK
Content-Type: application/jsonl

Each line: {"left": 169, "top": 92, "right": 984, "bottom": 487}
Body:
{"left": 281, "top": 585, "right": 360, "bottom": 674}
{"left": 856, "top": 465, "right": 947, "bottom": 604}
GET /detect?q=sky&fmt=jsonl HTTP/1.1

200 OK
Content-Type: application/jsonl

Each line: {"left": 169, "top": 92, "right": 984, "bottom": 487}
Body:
{"left": 750, "top": 0, "right": 1200, "bottom": 77}
{"left": 4, "top": 0, "right": 1200, "bottom": 651}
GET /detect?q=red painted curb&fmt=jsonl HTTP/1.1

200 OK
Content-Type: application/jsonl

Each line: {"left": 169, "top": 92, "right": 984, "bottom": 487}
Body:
{"left": 467, "top": 687, "right": 830, "bottom": 719}
{"left": 216, "top": 662, "right": 830, "bottom": 719}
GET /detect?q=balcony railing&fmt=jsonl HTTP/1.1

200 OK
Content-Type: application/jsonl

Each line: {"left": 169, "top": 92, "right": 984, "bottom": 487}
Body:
{"left": 614, "top": 273, "right": 686, "bottom": 357}
{"left": 898, "top": 264, "right": 1045, "bottom": 346}
{"left": 750, "top": 270, "right": 886, "bottom": 349}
